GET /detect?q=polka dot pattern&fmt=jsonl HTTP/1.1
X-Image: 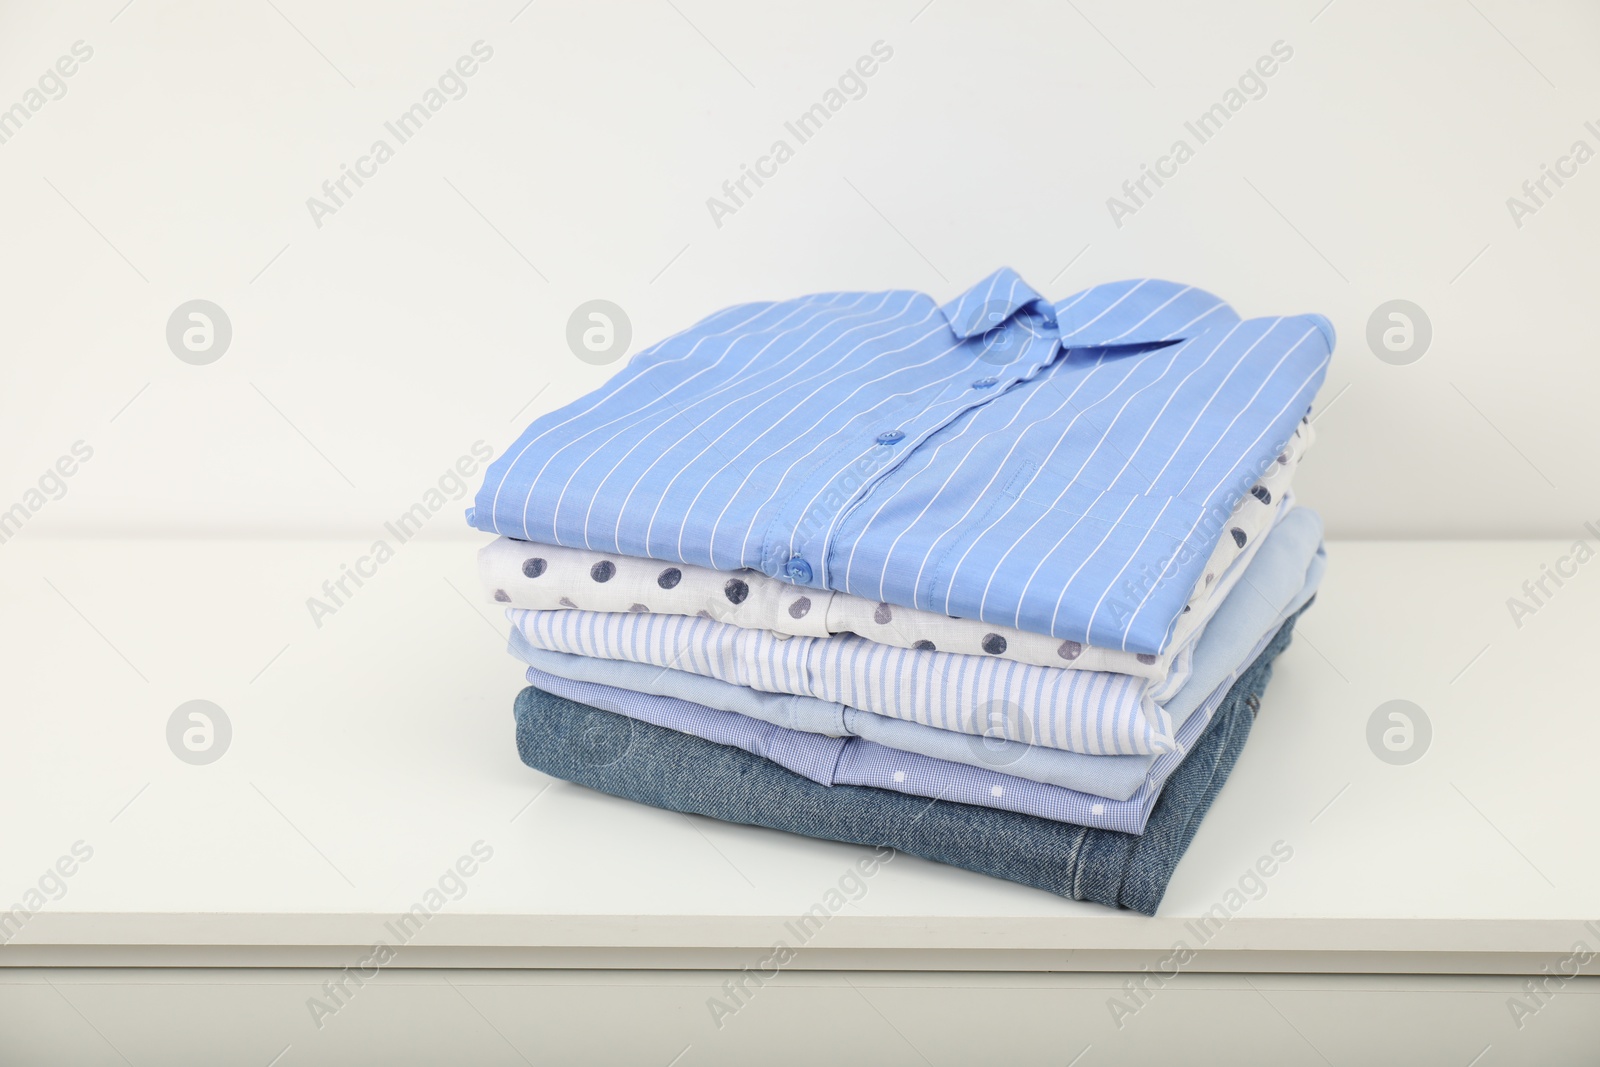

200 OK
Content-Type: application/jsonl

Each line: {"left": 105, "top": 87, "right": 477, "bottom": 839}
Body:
{"left": 723, "top": 578, "right": 749, "bottom": 604}
{"left": 590, "top": 560, "right": 615, "bottom": 583}
{"left": 873, "top": 602, "right": 893, "bottom": 625}
{"left": 522, "top": 558, "right": 547, "bottom": 579}
{"left": 788, "top": 596, "right": 811, "bottom": 619}
{"left": 982, "top": 634, "right": 1007, "bottom": 655}
{"left": 657, "top": 567, "right": 682, "bottom": 589}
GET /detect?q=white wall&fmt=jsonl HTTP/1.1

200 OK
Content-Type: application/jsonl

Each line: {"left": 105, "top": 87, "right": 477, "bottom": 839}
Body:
{"left": 2, "top": 0, "right": 1594, "bottom": 541}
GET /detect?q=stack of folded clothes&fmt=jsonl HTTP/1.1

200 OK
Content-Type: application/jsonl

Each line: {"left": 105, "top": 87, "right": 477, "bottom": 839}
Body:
{"left": 465, "top": 269, "right": 1333, "bottom": 914}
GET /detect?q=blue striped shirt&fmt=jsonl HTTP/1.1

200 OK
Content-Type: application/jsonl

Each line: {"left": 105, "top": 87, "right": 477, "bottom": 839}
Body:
{"left": 469, "top": 268, "right": 1333, "bottom": 654}
{"left": 510, "top": 606, "right": 1175, "bottom": 756}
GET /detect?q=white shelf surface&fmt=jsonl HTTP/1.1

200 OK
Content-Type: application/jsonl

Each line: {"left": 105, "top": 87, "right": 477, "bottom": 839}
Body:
{"left": 1, "top": 535, "right": 1595, "bottom": 972}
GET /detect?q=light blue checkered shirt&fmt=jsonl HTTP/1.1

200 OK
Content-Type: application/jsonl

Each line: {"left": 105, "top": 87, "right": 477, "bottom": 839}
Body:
{"left": 470, "top": 269, "right": 1332, "bottom": 654}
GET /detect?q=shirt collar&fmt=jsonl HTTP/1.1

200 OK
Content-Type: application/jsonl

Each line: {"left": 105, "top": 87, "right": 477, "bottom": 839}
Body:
{"left": 938, "top": 267, "right": 1058, "bottom": 339}
{"left": 940, "top": 270, "right": 1240, "bottom": 350}
{"left": 1054, "top": 278, "right": 1239, "bottom": 347}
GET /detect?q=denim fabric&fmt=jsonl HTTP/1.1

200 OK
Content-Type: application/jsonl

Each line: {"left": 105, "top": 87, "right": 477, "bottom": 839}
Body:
{"left": 512, "top": 607, "right": 1302, "bottom": 914}
{"left": 509, "top": 508, "right": 1323, "bottom": 800}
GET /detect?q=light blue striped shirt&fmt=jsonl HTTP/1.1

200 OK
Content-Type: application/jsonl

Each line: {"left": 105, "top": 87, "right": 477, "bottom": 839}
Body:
{"left": 510, "top": 605, "right": 1172, "bottom": 756}
{"left": 470, "top": 269, "right": 1332, "bottom": 654}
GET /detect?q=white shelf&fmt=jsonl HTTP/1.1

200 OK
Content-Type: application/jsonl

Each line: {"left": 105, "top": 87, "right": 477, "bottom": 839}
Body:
{"left": 2, "top": 536, "right": 1595, "bottom": 973}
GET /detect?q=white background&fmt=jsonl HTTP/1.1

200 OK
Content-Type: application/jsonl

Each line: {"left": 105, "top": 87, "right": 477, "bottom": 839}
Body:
{"left": 3, "top": 8, "right": 1598, "bottom": 1062}
{"left": 1, "top": 0, "right": 1596, "bottom": 541}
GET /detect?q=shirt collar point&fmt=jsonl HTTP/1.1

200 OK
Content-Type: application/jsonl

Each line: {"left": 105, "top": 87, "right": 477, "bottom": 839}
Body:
{"left": 938, "top": 267, "right": 1057, "bottom": 339}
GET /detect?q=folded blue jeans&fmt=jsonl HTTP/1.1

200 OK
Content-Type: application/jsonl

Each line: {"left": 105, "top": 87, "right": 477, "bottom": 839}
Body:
{"left": 512, "top": 605, "right": 1305, "bottom": 914}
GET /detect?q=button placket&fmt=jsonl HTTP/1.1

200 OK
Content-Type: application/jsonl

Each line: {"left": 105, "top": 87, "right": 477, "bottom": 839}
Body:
{"left": 815, "top": 367, "right": 1033, "bottom": 590}
{"left": 769, "top": 309, "right": 1055, "bottom": 593}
